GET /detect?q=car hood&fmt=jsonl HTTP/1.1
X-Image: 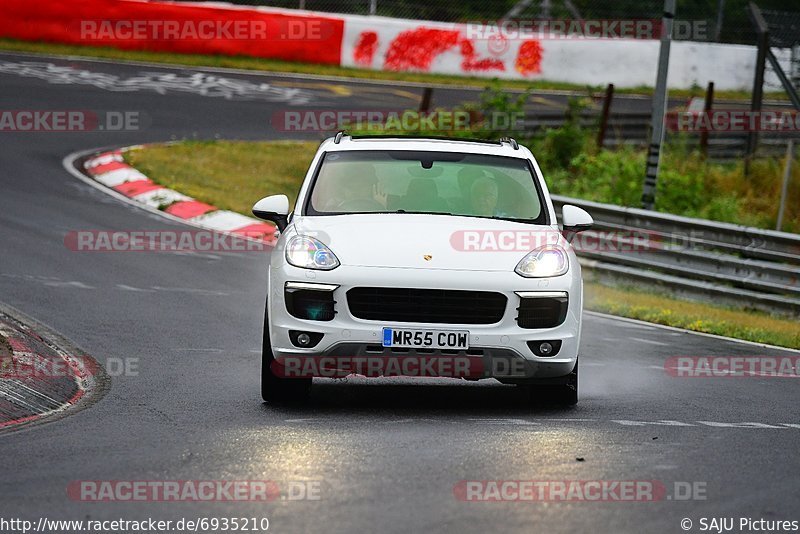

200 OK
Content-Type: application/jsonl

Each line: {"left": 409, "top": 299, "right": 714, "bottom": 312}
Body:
{"left": 291, "top": 214, "right": 563, "bottom": 272}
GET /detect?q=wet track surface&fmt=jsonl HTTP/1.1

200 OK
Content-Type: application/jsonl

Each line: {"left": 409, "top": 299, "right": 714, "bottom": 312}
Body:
{"left": 0, "top": 51, "right": 798, "bottom": 533}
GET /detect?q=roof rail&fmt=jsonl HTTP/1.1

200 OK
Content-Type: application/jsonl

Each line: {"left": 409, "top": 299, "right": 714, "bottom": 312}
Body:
{"left": 500, "top": 136, "right": 519, "bottom": 150}
{"left": 333, "top": 130, "right": 345, "bottom": 144}
{"left": 348, "top": 134, "right": 504, "bottom": 145}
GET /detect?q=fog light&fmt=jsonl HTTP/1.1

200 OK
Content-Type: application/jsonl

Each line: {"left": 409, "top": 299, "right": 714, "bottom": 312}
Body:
{"left": 527, "top": 339, "right": 562, "bottom": 357}
{"left": 289, "top": 330, "right": 324, "bottom": 348}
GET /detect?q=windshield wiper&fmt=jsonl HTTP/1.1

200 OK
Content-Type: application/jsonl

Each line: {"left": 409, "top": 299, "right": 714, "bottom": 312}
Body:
{"left": 391, "top": 210, "right": 454, "bottom": 216}
{"left": 345, "top": 210, "right": 538, "bottom": 223}
{"left": 485, "top": 215, "right": 538, "bottom": 223}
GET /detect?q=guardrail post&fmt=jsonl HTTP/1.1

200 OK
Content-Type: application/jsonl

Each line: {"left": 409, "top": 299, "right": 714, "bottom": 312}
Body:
{"left": 700, "top": 81, "right": 714, "bottom": 158}
{"left": 745, "top": 2, "right": 769, "bottom": 173}
{"left": 597, "top": 83, "right": 614, "bottom": 149}
{"left": 641, "top": 0, "right": 675, "bottom": 210}
{"left": 776, "top": 139, "right": 794, "bottom": 231}
{"left": 714, "top": 0, "right": 726, "bottom": 41}
{"left": 419, "top": 87, "right": 433, "bottom": 114}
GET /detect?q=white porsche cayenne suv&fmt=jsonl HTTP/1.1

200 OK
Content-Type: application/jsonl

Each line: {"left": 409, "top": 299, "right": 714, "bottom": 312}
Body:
{"left": 252, "top": 134, "right": 593, "bottom": 405}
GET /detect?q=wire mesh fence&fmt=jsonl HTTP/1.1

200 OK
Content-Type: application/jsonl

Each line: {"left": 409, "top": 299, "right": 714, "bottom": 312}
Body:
{"left": 175, "top": 0, "right": 799, "bottom": 45}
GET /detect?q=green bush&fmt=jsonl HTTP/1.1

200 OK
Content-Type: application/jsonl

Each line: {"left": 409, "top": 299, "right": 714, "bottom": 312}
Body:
{"left": 533, "top": 97, "right": 592, "bottom": 168}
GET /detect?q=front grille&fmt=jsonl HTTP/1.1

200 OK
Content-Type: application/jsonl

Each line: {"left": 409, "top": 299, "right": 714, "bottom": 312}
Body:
{"left": 346, "top": 287, "right": 507, "bottom": 324}
{"left": 516, "top": 295, "right": 568, "bottom": 329}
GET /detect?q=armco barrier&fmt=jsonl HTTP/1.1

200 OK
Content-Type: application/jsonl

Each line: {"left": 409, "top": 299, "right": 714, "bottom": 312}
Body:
{"left": 0, "top": 0, "right": 344, "bottom": 65}
{"left": 552, "top": 195, "right": 800, "bottom": 264}
{"left": 552, "top": 195, "right": 800, "bottom": 315}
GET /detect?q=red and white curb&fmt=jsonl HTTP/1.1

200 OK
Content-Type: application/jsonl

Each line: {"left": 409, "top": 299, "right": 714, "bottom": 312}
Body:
{"left": 0, "top": 313, "right": 101, "bottom": 431}
{"left": 82, "top": 148, "right": 277, "bottom": 242}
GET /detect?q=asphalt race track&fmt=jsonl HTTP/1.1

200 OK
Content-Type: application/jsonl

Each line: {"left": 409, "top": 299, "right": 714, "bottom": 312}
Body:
{"left": 1, "top": 51, "right": 798, "bottom": 533}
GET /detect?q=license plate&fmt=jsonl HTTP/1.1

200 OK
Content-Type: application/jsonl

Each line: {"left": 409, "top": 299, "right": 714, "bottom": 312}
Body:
{"left": 382, "top": 328, "right": 469, "bottom": 349}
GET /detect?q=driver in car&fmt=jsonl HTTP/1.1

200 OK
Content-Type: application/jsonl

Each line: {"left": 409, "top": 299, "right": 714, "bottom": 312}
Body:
{"left": 322, "top": 164, "right": 387, "bottom": 211}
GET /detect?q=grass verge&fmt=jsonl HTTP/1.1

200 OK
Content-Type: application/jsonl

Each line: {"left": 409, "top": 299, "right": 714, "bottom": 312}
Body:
{"left": 126, "top": 140, "right": 318, "bottom": 214}
{"left": 585, "top": 283, "right": 800, "bottom": 349}
{"left": 0, "top": 38, "right": 787, "bottom": 101}
{"left": 124, "top": 139, "right": 800, "bottom": 349}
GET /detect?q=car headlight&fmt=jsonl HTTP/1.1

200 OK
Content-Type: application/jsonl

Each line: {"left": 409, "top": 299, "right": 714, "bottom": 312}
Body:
{"left": 285, "top": 235, "right": 340, "bottom": 270}
{"left": 515, "top": 246, "right": 569, "bottom": 278}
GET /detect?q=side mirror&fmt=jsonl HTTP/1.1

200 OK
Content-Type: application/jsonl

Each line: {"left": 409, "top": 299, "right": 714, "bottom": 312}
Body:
{"left": 252, "top": 195, "right": 290, "bottom": 232}
{"left": 561, "top": 205, "right": 593, "bottom": 242}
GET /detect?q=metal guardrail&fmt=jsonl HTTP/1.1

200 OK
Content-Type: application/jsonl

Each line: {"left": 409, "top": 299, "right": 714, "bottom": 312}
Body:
{"left": 550, "top": 195, "right": 800, "bottom": 315}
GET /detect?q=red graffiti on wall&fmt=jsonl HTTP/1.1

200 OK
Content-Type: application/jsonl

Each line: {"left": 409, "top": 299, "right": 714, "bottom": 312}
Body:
{"left": 384, "top": 28, "right": 460, "bottom": 71}
{"left": 353, "top": 31, "right": 379, "bottom": 66}
{"left": 354, "top": 27, "right": 541, "bottom": 76}
{"left": 459, "top": 39, "right": 505, "bottom": 72}
{"left": 515, "top": 40, "right": 543, "bottom": 75}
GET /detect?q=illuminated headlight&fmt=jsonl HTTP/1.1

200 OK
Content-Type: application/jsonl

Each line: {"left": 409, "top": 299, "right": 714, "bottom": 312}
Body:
{"left": 515, "top": 246, "right": 568, "bottom": 278}
{"left": 286, "top": 235, "right": 340, "bottom": 270}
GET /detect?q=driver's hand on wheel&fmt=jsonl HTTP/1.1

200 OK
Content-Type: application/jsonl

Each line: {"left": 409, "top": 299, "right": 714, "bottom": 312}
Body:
{"left": 373, "top": 182, "right": 388, "bottom": 207}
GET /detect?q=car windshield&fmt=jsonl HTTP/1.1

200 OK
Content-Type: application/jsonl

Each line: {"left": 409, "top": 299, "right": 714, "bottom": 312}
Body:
{"left": 306, "top": 150, "right": 546, "bottom": 223}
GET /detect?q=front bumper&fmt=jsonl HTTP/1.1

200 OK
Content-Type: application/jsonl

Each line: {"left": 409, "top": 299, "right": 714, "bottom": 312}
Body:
{"left": 267, "top": 264, "right": 582, "bottom": 381}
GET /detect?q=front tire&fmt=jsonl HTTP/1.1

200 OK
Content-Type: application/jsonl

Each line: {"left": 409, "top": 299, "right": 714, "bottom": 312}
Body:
{"left": 526, "top": 359, "right": 578, "bottom": 406}
{"left": 261, "top": 305, "right": 311, "bottom": 404}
